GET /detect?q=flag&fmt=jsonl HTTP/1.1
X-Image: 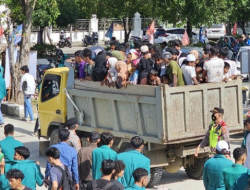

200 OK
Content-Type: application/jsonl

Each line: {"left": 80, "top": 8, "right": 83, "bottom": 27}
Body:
{"left": 105, "top": 22, "right": 113, "bottom": 39}
{"left": 199, "top": 27, "right": 204, "bottom": 43}
{"left": 182, "top": 29, "right": 190, "bottom": 46}
{"left": 146, "top": 20, "right": 155, "bottom": 44}
{"left": 232, "top": 22, "right": 237, "bottom": 35}
{"left": 0, "top": 26, "right": 3, "bottom": 38}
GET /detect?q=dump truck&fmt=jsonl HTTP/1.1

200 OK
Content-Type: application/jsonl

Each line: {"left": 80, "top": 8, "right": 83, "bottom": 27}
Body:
{"left": 38, "top": 62, "right": 243, "bottom": 187}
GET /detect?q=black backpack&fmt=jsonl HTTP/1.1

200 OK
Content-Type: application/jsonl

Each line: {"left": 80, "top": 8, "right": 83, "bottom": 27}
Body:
{"left": 91, "top": 180, "right": 115, "bottom": 190}
{"left": 53, "top": 165, "right": 75, "bottom": 190}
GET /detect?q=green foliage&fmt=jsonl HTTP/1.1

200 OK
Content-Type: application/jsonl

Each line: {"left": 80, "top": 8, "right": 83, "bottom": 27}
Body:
{"left": 30, "top": 43, "right": 57, "bottom": 58}
{"left": 32, "top": 0, "right": 60, "bottom": 27}
{"left": 56, "top": 0, "right": 79, "bottom": 27}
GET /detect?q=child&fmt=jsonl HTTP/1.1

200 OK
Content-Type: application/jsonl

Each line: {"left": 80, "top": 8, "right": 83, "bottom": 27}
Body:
{"left": 106, "top": 57, "right": 118, "bottom": 87}
{"left": 148, "top": 69, "right": 161, "bottom": 86}
{"left": 128, "top": 59, "right": 139, "bottom": 85}
{"left": 83, "top": 48, "right": 95, "bottom": 81}
{"left": 74, "top": 50, "right": 85, "bottom": 81}
{"left": 115, "top": 61, "right": 129, "bottom": 89}
{"left": 161, "top": 75, "right": 170, "bottom": 85}
{"left": 181, "top": 54, "right": 199, "bottom": 85}
{"left": 126, "top": 52, "right": 138, "bottom": 75}
{"left": 223, "top": 62, "right": 231, "bottom": 82}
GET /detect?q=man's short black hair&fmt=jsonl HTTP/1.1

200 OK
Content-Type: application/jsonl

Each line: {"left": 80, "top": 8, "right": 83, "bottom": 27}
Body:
{"left": 219, "top": 47, "right": 229, "bottom": 57}
{"left": 117, "top": 45, "right": 126, "bottom": 52}
{"left": 130, "top": 136, "right": 144, "bottom": 149}
{"left": 20, "top": 65, "right": 29, "bottom": 73}
{"left": 6, "top": 169, "right": 25, "bottom": 180}
{"left": 82, "top": 48, "right": 92, "bottom": 59}
{"left": 233, "top": 147, "right": 246, "bottom": 161}
{"left": 134, "top": 40, "right": 143, "bottom": 49}
{"left": 153, "top": 52, "right": 163, "bottom": 60}
{"left": 133, "top": 168, "right": 148, "bottom": 182}
{"left": 110, "top": 41, "right": 116, "bottom": 46}
{"left": 101, "top": 159, "right": 115, "bottom": 175}
{"left": 59, "top": 128, "right": 70, "bottom": 141}
{"left": 100, "top": 132, "right": 114, "bottom": 145}
{"left": 45, "top": 147, "right": 60, "bottom": 159}
{"left": 14, "top": 146, "right": 30, "bottom": 159}
{"left": 89, "top": 131, "right": 100, "bottom": 143}
{"left": 4, "top": 124, "right": 14, "bottom": 135}
{"left": 210, "top": 46, "right": 219, "bottom": 56}
{"left": 113, "top": 160, "right": 125, "bottom": 176}
{"left": 150, "top": 45, "right": 162, "bottom": 53}
{"left": 74, "top": 50, "right": 83, "bottom": 58}
{"left": 224, "top": 62, "right": 230, "bottom": 69}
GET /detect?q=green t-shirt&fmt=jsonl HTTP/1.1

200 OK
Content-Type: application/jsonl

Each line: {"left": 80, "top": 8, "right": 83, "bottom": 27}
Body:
{"left": 168, "top": 60, "right": 185, "bottom": 86}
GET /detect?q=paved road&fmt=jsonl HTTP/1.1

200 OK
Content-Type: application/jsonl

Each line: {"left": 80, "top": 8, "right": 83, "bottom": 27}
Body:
{"left": 0, "top": 116, "right": 242, "bottom": 190}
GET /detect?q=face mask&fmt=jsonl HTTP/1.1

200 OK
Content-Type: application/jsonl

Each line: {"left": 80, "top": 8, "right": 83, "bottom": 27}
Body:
{"left": 211, "top": 114, "right": 216, "bottom": 121}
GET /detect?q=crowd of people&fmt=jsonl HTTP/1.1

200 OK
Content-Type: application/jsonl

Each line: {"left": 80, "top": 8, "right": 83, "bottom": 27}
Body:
{"left": 0, "top": 120, "right": 150, "bottom": 190}
{"left": 71, "top": 39, "right": 238, "bottom": 89}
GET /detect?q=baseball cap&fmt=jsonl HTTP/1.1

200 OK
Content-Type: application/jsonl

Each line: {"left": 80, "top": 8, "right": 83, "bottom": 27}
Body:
{"left": 204, "top": 44, "right": 212, "bottom": 53}
{"left": 186, "top": 54, "right": 196, "bottom": 62}
{"left": 210, "top": 107, "right": 224, "bottom": 114}
{"left": 216, "top": 140, "right": 229, "bottom": 152}
{"left": 162, "top": 52, "right": 172, "bottom": 59}
{"left": 64, "top": 117, "right": 77, "bottom": 128}
{"left": 140, "top": 45, "right": 149, "bottom": 53}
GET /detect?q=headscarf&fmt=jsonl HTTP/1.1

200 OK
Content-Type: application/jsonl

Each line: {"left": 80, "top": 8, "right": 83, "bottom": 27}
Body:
{"left": 108, "top": 57, "right": 118, "bottom": 69}
{"left": 92, "top": 51, "right": 108, "bottom": 81}
{"left": 115, "top": 61, "right": 128, "bottom": 80}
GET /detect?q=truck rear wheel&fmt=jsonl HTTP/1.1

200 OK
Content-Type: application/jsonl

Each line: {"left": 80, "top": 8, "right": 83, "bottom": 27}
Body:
{"left": 147, "top": 167, "right": 163, "bottom": 188}
{"left": 50, "top": 128, "right": 59, "bottom": 145}
{"left": 185, "top": 157, "right": 206, "bottom": 179}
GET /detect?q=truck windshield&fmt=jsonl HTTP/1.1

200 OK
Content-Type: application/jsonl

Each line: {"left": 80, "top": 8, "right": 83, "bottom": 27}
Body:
{"left": 41, "top": 74, "right": 61, "bottom": 102}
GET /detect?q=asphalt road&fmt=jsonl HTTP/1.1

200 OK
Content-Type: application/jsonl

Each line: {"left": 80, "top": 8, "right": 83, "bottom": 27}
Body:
{"left": 0, "top": 116, "right": 243, "bottom": 190}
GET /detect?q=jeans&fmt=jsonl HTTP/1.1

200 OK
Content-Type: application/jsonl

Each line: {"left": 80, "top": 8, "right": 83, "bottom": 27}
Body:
{"left": 0, "top": 100, "right": 4, "bottom": 124}
{"left": 24, "top": 95, "right": 34, "bottom": 121}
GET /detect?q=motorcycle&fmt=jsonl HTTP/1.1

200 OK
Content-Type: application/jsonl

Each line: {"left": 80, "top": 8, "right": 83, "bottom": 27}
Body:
{"left": 58, "top": 37, "right": 72, "bottom": 48}
{"left": 82, "top": 32, "right": 98, "bottom": 47}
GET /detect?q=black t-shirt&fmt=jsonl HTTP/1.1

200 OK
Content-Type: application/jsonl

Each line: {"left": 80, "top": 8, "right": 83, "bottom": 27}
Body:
{"left": 86, "top": 179, "right": 122, "bottom": 190}
{"left": 11, "top": 186, "right": 32, "bottom": 190}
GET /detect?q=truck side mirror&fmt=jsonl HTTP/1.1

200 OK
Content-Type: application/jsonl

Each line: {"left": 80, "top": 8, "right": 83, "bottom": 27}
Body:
{"left": 240, "top": 50, "right": 250, "bottom": 74}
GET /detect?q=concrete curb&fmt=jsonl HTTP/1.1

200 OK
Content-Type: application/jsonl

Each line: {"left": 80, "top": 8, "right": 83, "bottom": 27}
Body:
{"left": 1, "top": 103, "right": 37, "bottom": 118}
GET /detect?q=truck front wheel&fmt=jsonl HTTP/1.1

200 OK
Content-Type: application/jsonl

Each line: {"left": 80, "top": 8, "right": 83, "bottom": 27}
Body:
{"left": 147, "top": 167, "right": 163, "bottom": 188}
{"left": 185, "top": 157, "right": 207, "bottom": 179}
{"left": 50, "top": 128, "right": 59, "bottom": 145}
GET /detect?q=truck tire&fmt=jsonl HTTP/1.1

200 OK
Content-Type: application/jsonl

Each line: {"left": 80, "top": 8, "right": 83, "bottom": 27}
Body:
{"left": 50, "top": 129, "right": 59, "bottom": 145}
{"left": 147, "top": 167, "right": 163, "bottom": 188}
{"left": 185, "top": 157, "right": 206, "bottom": 180}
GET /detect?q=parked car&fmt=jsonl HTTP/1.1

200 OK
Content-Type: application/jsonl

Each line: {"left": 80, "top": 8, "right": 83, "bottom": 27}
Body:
{"left": 204, "top": 24, "right": 226, "bottom": 40}
{"left": 154, "top": 28, "right": 208, "bottom": 44}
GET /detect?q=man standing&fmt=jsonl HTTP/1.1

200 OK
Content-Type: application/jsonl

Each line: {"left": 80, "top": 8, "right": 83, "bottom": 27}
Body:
{"left": 202, "top": 46, "right": 224, "bottom": 83}
{"left": 0, "top": 124, "right": 23, "bottom": 172}
{"left": 203, "top": 140, "right": 233, "bottom": 190}
{"left": 74, "top": 50, "right": 86, "bottom": 81}
{"left": 64, "top": 117, "right": 81, "bottom": 152}
{"left": 223, "top": 147, "right": 248, "bottom": 190}
{"left": 18, "top": 65, "right": 35, "bottom": 123}
{"left": 45, "top": 129, "right": 79, "bottom": 190}
{"left": 0, "top": 66, "right": 6, "bottom": 126}
{"left": 6, "top": 169, "right": 32, "bottom": 190}
{"left": 78, "top": 131, "right": 100, "bottom": 188}
{"left": 117, "top": 136, "right": 150, "bottom": 187}
{"left": 92, "top": 132, "right": 117, "bottom": 180}
{"left": 163, "top": 51, "right": 185, "bottom": 87}
{"left": 124, "top": 168, "right": 149, "bottom": 190}
{"left": 45, "top": 147, "right": 75, "bottom": 190}
{"left": 0, "top": 146, "right": 44, "bottom": 190}
{"left": 195, "top": 107, "right": 230, "bottom": 156}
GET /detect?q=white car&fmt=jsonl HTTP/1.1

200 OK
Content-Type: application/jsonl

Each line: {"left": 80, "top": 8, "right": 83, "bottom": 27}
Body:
{"left": 154, "top": 28, "right": 208, "bottom": 44}
{"left": 204, "top": 24, "right": 226, "bottom": 40}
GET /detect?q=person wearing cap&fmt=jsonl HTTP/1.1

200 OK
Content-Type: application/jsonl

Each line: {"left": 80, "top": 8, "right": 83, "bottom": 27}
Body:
{"left": 195, "top": 107, "right": 230, "bottom": 156}
{"left": 77, "top": 131, "right": 100, "bottom": 189}
{"left": 138, "top": 45, "right": 153, "bottom": 85}
{"left": 223, "top": 147, "right": 248, "bottom": 190}
{"left": 219, "top": 47, "right": 238, "bottom": 79}
{"left": 163, "top": 51, "right": 185, "bottom": 87}
{"left": 203, "top": 140, "right": 233, "bottom": 190}
{"left": 202, "top": 46, "right": 224, "bottom": 83}
{"left": 117, "top": 136, "right": 150, "bottom": 188}
{"left": 64, "top": 117, "right": 81, "bottom": 152}
{"left": 181, "top": 54, "right": 199, "bottom": 85}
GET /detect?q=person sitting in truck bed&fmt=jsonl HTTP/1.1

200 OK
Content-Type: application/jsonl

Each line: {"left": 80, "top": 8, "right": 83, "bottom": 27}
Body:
{"left": 83, "top": 48, "right": 95, "bottom": 81}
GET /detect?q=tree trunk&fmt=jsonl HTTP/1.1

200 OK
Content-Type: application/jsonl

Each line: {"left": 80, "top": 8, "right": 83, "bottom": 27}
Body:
{"left": 38, "top": 27, "right": 43, "bottom": 44}
{"left": 238, "top": 21, "right": 246, "bottom": 35}
{"left": 19, "top": 0, "right": 37, "bottom": 66}
{"left": 186, "top": 20, "right": 192, "bottom": 42}
{"left": 45, "top": 26, "right": 53, "bottom": 44}
{"left": 122, "top": 17, "right": 132, "bottom": 43}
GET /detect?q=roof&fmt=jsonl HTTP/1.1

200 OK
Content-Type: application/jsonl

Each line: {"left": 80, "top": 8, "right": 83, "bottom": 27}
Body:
{"left": 46, "top": 67, "right": 69, "bottom": 75}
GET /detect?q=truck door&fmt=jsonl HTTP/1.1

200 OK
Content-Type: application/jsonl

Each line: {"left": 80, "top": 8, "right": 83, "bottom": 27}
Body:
{"left": 39, "top": 73, "right": 64, "bottom": 137}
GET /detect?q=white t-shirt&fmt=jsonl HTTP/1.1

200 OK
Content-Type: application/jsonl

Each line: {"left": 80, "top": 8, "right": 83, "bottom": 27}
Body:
{"left": 20, "top": 73, "right": 36, "bottom": 95}
{"left": 181, "top": 65, "right": 196, "bottom": 85}
{"left": 203, "top": 57, "right": 224, "bottom": 83}
{"left": 244, "top": 133, "right": 250, "bottom": 168}
{"left": 224, "top": 59, "right": 239, "bottom": 76}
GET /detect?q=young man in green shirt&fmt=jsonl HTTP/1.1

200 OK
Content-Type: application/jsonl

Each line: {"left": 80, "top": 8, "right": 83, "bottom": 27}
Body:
{"left": 223, "top": 147, "right": 248, "bottom": 190}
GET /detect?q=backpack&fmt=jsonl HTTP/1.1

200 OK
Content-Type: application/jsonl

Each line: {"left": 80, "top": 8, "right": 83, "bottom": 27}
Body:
{"left": 53, "top": 165, "right": 75, "bottom": 190}
{"left": 91, "top": 180, "right": 115, "bottom": 190}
